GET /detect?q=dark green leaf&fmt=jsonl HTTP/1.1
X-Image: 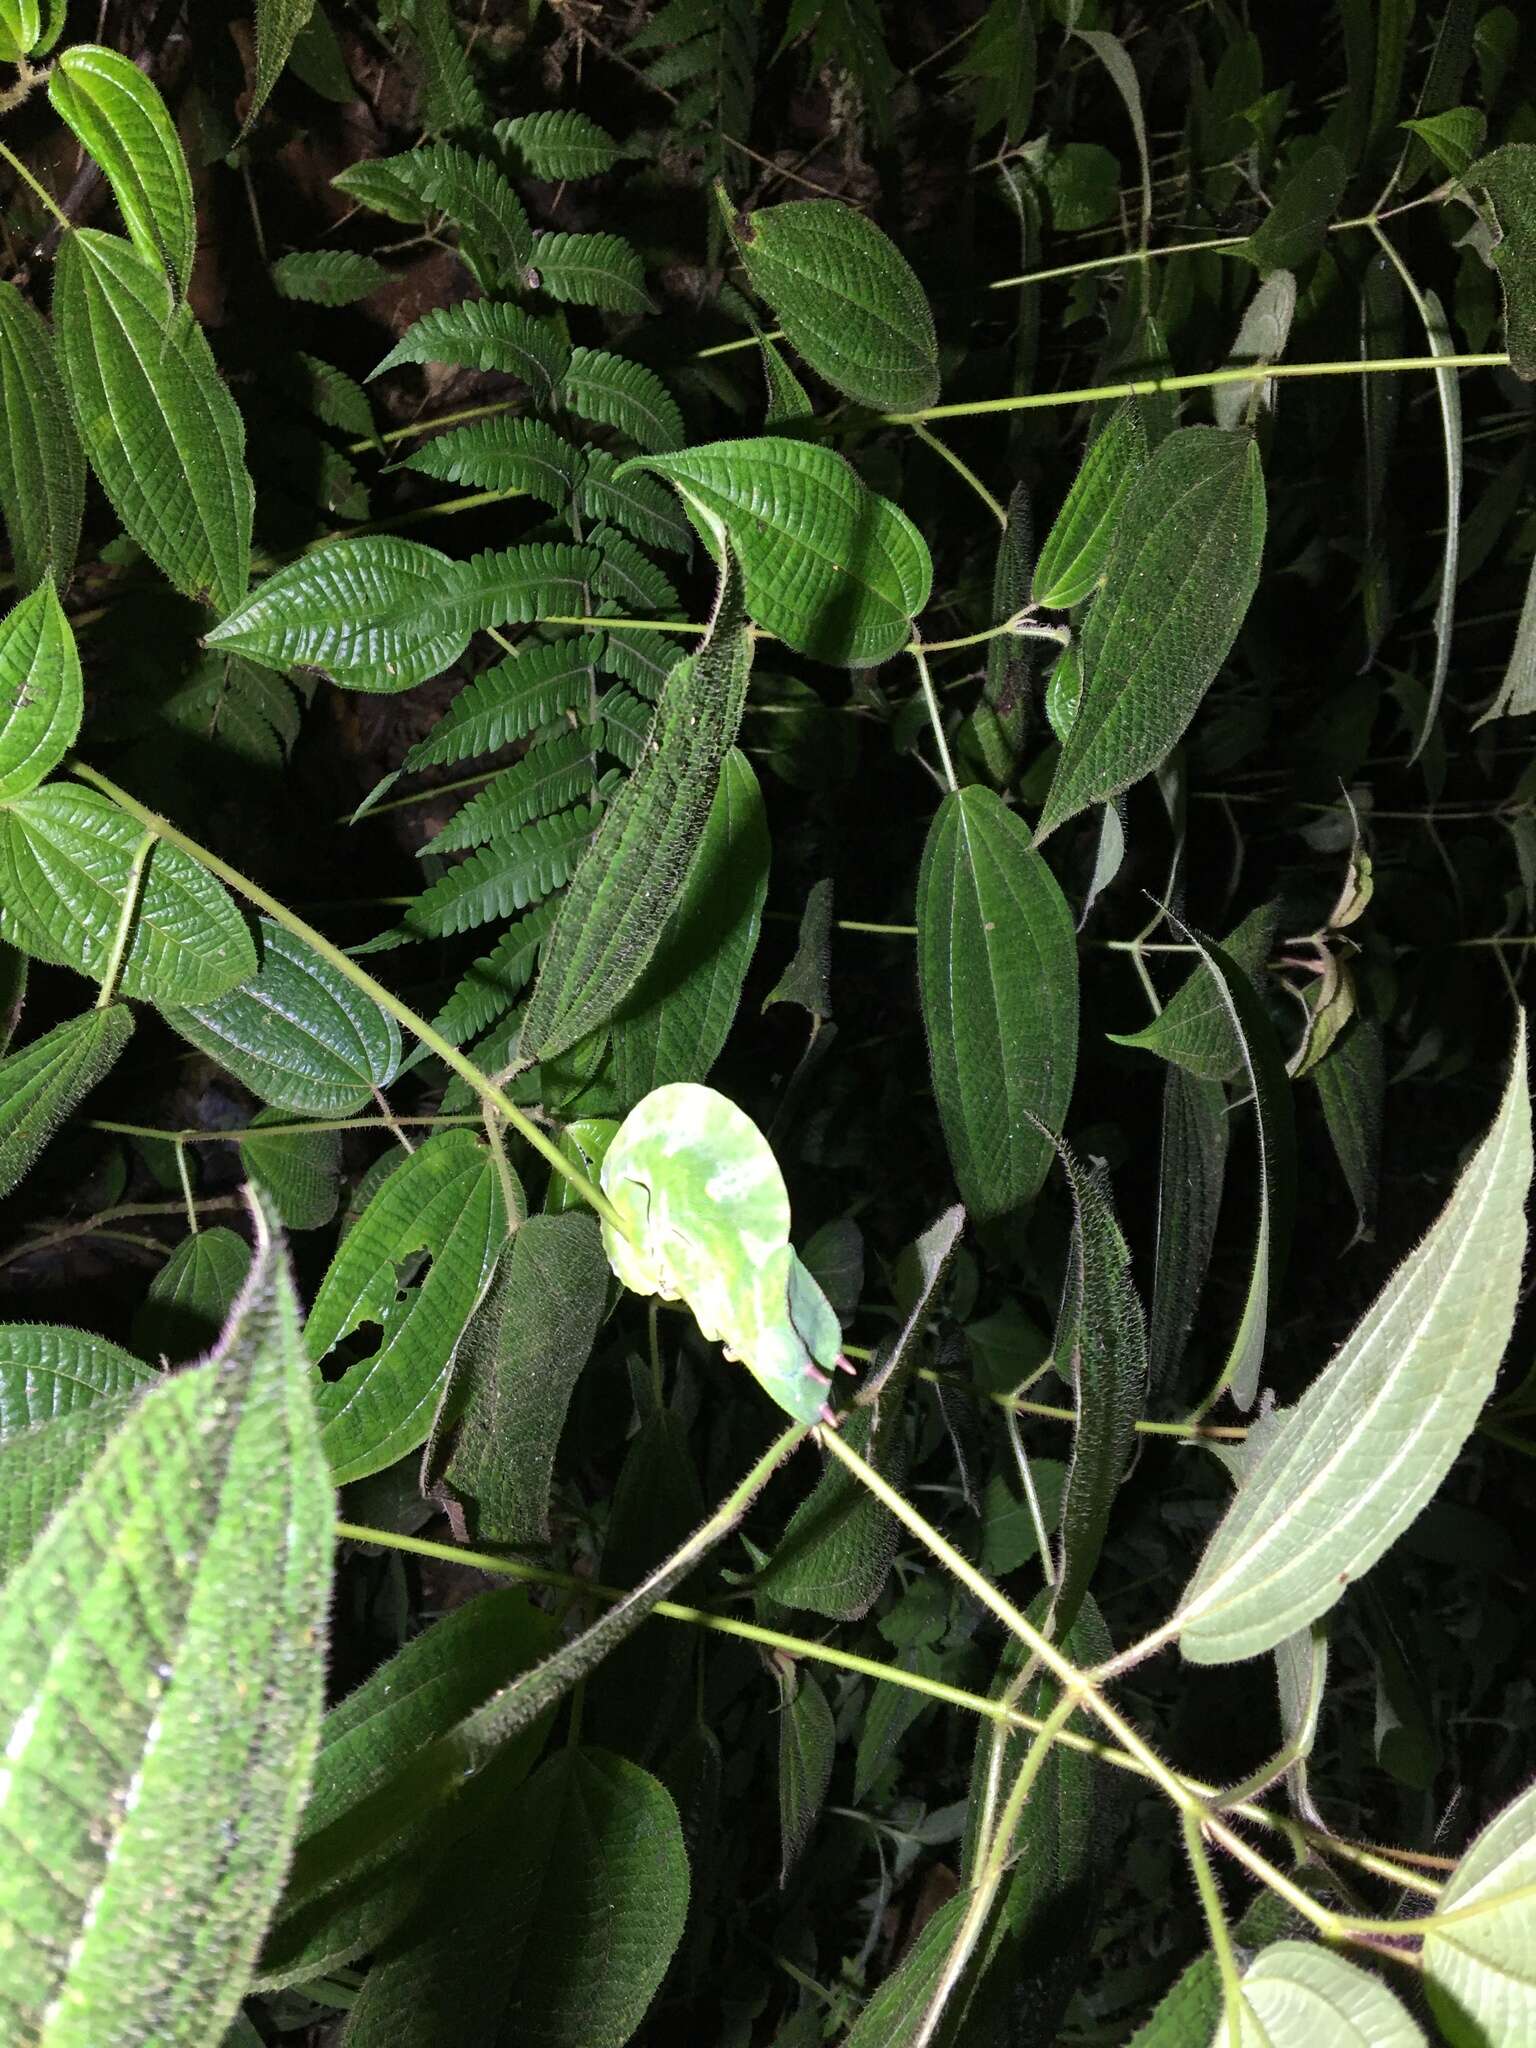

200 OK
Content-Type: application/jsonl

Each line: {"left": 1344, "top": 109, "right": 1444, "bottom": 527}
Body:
{"left": 1312, "top": 1016, "right": 1385, "bottom": 1245}
{"left": 1242, "top": 144, "right": 1345, "bottom": 274}
{"left": 50, "top": 46, "right": 197, "bottom": 290}
{"left": 132, "top": 1225, "right": 252, "bottom": 1364}
{"left": 0, "top": 280, "right": 84, "bottom": 593}
{"left": 1032, "top": 400, "right": 1147, "bottom": 610}
{"left": 1109, "top": 902, "right": 1278, "bottom": 1080}
{"left": 760, "top": 1400, "right": 906, "bottom": 1620}
{"left": 916, "top": 785, "right": 1078, "bottom": 1220}
{"left": 0, "top": 583, "right": 81, "bottom": 800}
{"left": 1148, "top": 1067, "right": 1229, "bottom": 1397}
{"left": 778, "top": 1668, "right": 836, "bottom": 1884}
{"left": 0, "top": 1004, "right": 133, "bottom": 1197}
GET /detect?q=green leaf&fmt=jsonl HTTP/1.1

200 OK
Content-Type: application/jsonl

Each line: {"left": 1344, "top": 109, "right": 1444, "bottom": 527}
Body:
{"left": 249, "top": 0, "right": 317, "bottom": 125}
{"left": 370, "top": 298, "right": 570, "bottom": 400}
{"left": 0, "top": 1322, "right": 152, "bottom": 1435}
{"left": 430, "top": 902, "right": 561, "bottom": 1048}
{"left": 1242, "top": 144, "right": 1346, "bottom": 274}
{"left": 271, "top": 248, "right": 389, "bottom": 305}
{"left": 610, "top": 748, "right": 770, "bottom": 1105}
{"left": 240, "top": 1112, "right": 341, "bottom": 1231}
{"left": 560, "top": 344, "right": 686, "bottom": 452}
{"left": 260, "top": 1586, "right": 557, "bottom": 1989}
{"left": 132, "top": 1225, "right": 253, "bottom": 1364}
{"left": 0, "top": 583, "right": 81, "bottom": 800}
{"left": 915, "top": 785, "right": 1078, "bottom": 1221}
{"left": 0, "top": 279, "right": 85, "bottom": 593}
{"left": 1313, "top": 1016, "right": 1385, "bottom": 1245}
{"left": 53, "top": 231, "right": 254, "bottom": 613}
{"left": 1037, "top": 428, "right": 1265, "bottom": 840}
{"left": 496, "top": 109, "right": 627, "bottom": 180}
{"left": 1127, "top": 1894, "right": 1299, "bottom": 2046}
{"left": 443, "top": 1213, "right": 609, "bottom": 1546}
{"left": 1148, "top": 1067, "right": 1229, "bottom": 1397}
{"left": 0, "top": 0, "right": 41, "bottom": 58}
{"left": 529, "top": 228, "right": 651, "bottom": 312}
{"left": 1177, "top": 1016, "right": 1531, "bottom": 1663}
{"left": 405, "top": 636, "right": 603, "bottom": 771}
{"left": 0, "top": 1200, "right": 333, "bottom": 2047}
{"left": 1213, "top": 269, "right": 1298, "bottom": 431}
{"left": 0, "top": 1004, "right": 132, "bottom": 1197}
{"left": 1468, "top": 145, "right": 1536, "bottom": 379}
{"left": 1401, "top": 105, "right": 1486, "bottom": 178}
{"left": 164, "top": 917, "right": 401, "bottom": 1116}
{"left": 50, "top": 47, "right": 197, "bottom": 291}
{"left": 424, "top": 729, "right": 595, "bottom": 855}
{"left": 1214, "top": 1943, "right": 1425, "bottom": 2046}
{"left": 1425, "top": 1777, "right": 1536, "bottom": 2044}
{"left": 207, "top": 537, "right": 602, "bottom": 691}
{"left": 1390, "top": 263, "right": 1462, "bottom": 760}
{"left": 630, "top": 436, "right": 931, "bottom": 667}
{"left": 520, "top": 558, "right": 754, "bottom": 1064}
{"left": 724, "top": 191, "right": 940, "bottom": 412}
{"left": 0, "top": 785, "right": 256, "bottom": 1004}
{"left": 950, "top": 0, "right": 1037, "bottom": 147}
{"left": 333, "top": 144, "right": 531, "bottom": 291}
{"left": 402, "top": 415, "right": 583, "bottom": 506}
{"left": 1032, "top": 399, "right": 1148, "bottom": 610}
{"left": 1109, "top": 902, "right": 1278, "bottom": 1080}
{"left": 308, "top": 1129, "right": 510, "bottom": 1484}
{"left": 759, "top": 1399, "right": 906, "bottom": 1620}
{"left": 1050, "top": 1149, "right": 1148, "bottom": 1632}
{"left": 342, "top": 1747, "right": 687, "bottom": 2048}
{"left": 402, "top": 804, "right": 596, "bottom": 938}
{"left": 763, "top": 874, "right": 832, "bottom": 1023}
{"left": 778, "top": 1669, "right": 835, "bottom": 1883}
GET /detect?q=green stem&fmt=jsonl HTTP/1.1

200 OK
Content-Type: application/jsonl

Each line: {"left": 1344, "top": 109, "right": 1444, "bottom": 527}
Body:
{"left": 539, "top": 613, "right": 708, "bottom": 634}
{"left": 881, "top": 352, "right": 1510, "bottom": 425}
{"left": 95, "top": 828, "right": 156, "bottom": 1007}
{"left": 988, "top": 232, "right": 1249, "bottom": 291}
{"left": 1183, "top": 1809, "right": 1247, "bottom": 2033}
{"left": 909, "top": 643, "right": 959, "bottom": 793}
{"left": 694, "top": 328, "right": 785, "bottom": 359}
{"left": 332, "top": 1516, "right": 1440, "bottom": 1896}
{"left": 174, "top": 1143, "right": 199, "bottom": 1235}
{"left": 65, "top": 760, "right": 627, "bottom": 1234}
{"left": 0, "top": 137, "right": 71, "bottom": 230}
{"left": 87, "top": 1111, "right": 486, "bottom": 1144}
{"left": 908, "top": 422, "right": 1008, "bottom": 528}
{"left": 348, "top": 394, "right": 524, "bottom": 456}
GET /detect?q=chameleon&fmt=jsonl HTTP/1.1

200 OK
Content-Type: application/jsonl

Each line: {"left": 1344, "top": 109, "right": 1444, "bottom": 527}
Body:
{"left": 598, "top": 1081, "right": 853, "bottom": 1426}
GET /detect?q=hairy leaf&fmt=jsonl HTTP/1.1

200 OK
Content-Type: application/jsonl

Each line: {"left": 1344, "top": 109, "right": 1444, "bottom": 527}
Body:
{"left": 726, "top": 192, "right": 939, "bottom": 411}
{"left": 0, "top": 1004, "right": 132, "bottom": 1198}
{"left": 51, "top": 46, "right": 197, "bottom": 290}
{"left": 916, "top": 785, "right": 1078, "bottom": 1220}
{"left": 0, "top": 1322, "right": 151, "bottom": 1434}
{"left": 1425, "top": 1776, "right": 1536, "bottom": 2044}
{"left": 520, "top": 559, "right": 753, "bottom": 1062}
{"left": 54, "top": 231, "right": 253, "bottom": 613}
{"left": 132, "top": 1225, "right": 252, "bottom": 1365}
{"left": 779, "top": 1669, "right": 836, "bottom": 1883}
{"left": 250, "top": 0, "right": 318, "bottom": 126}
{"left": 1036, "top": 428, "right": 1266, "bottom": 840}
{"left": 1032, "top": 400, "right": 1148, "bottom": 609}
{"left": 0, "top": 785, "right": 256, "bottom": 1004}
{"left": 1148, "top": 1066, "right": 1229, "bottom": 1396}
{"left": 0, "top": 582, "right": 82, "bottom": 800}
{"left": 1468, "top": 144, "right": 1536, "bottom": 379}
{"left": 240, "top": 1113, "right": 342, "bottom": 1232}
{"left": 1215, "top": 1943, "right": 1424, "bottom": 2045}
{"left": 631, "top": 437, "right": 932, "bottom": 666}
{"left": 0, "top": 280, "right": 84, "bottom": 593}
{"left": 0, "top": 1203, "right": 332, "bottom": 2047}
{"left": 1177, "top": 1017, "right": 1530, "bottom": 1663}
{"left": 308, "top": 1130, "right": 510, "bottom": 1483}
{"left": 1110, "top": 902, "right": 1278, "bottom": 1080}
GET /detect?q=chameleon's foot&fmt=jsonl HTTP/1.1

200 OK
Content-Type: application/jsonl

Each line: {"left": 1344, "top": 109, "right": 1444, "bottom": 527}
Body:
{"left": 834, "top": 1352, "right": 857, "bottom": 1375}
{"left": 805, "top": 1364, "right": 832, "bottom": 1387}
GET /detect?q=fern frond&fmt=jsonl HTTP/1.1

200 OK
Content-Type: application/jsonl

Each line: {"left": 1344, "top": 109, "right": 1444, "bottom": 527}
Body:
{"left": 628, "top": 0, "right": 757, "bottom": 192}
{"left": 403, "top": 417, "right": 585, "bottom": 508}
{"left": 598, "top": 687, "right": 656, "bottom": 771}
{"left": 335, "top": 144, "right": 531, "bottom": 289}
{"left": 404, "top": 635, "right": 605, "bottom": 771}
{"left": 371, "top": 299, "right": 570, "bottom": 401}
{"left": 529, "top": 231, "right": 650, "bottom": 314}
{"left": 406, "top": 804, "right": 598, "bottom": 936}
{"left": 495, "top": 111, "right": 628, "bottom": 181}
{"left": 578, "top": 452, "right": 692, "bottom": 555}
{"left": 590, "top": 528, "right": 681, "bottom": 615}
{"left": 391, "top": 0, "right": 485, "bottom": 135}
{"left": 271, "top": 250, "right": 389, "bottom": 306}
{"left": 431, "top": 542, "right": 603, "bottom": 636}
{"left": 431, "top": 900, "right": 561, "bottom": 1046}
{"left": 783, "top": 0, "right": 897, "bottom": 137}
{"left": 422, "top": 729, "right": 597, "bottom": 855}
{"left": 595, "top": 629, "right": 688, "bottom": 699}
{"left": 559, "top": 346, "right": 684, "bottom": 453}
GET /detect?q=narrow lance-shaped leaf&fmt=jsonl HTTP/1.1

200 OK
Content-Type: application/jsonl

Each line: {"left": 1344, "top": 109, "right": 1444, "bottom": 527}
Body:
{"left": 0, "top": 1196, "right": 334, "bottom": 2048}
{"left": 1111, "top": 902, "right": 1279, "bottom": 1080}
{"left": 1148, "top": 1066, "right": 1229, "bottom": 1398}
{"left": 248, "top": 0, "right": 318, "bottom": 129}
{"left": 1050, "top": 1147, "right": 1148, "bottom": 1634}
{"left": 0, "top": 1004, "right": 133, "bottom": 1199}
{"left": 779, "top": 1670, "right": 835, "bottom": 1884}
{"left": 519, "top": 553, "right": 754, "bottom": 1064}
{"left": 0, "top": 785, "right": 256, "bottom": 1005}
{"left": 1031, "top": 399, "right": 1147, "bottom": 610}
{"left": 443, "top": 1214, "right": 609, "bottom": 1547}
{"left": 627, "top": 437, "right": 932, "bottom": 668}
{"left": 916, "top": 785, "right": 1078, "bottom": 1221}
{"left": 1172, "top": 923, "right": 1296, "bottom": 1414}
{"left": 609, "top": 747, "right": 771, "bottom": 1106}
{"left": 0, "top": 582, "right": 82, "bottom": 800}
{"left": 1035, "top": 428, "right": 1266, "bottom": 842}
{"left": 0, "top": 280, "right": 85, "bottom": 593}
{"left": 723, "top": 188, "right": 940, "bottom": 412}
{"left": 1177, "top": 1014, "right": 1530, "bottom": 1664}
{"left": 307, "top": 1130, "right": 512, "bottom": 1484}
{"left": 50, "top": 47, "right": 197, "bottom": 291}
